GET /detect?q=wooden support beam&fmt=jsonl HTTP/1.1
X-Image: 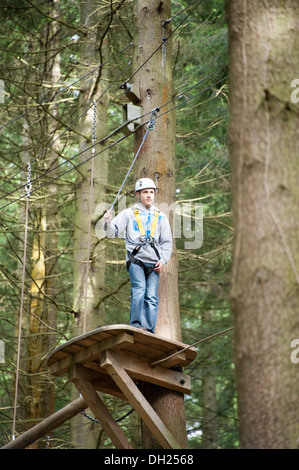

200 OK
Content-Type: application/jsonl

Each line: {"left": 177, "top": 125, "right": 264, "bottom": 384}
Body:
{"left": 70, "top": 364, "right": 133, "bottom": 450}
{"left": 103, "top": 361, "right": 182, "bottom": 449}
{"left": 49, "top": 332, "right": 134, "bottom": 376}
{"left": 2, "top": 396, "right": 87, "bottom": 449}
{"left": 68, "top": 365, "right": 126, "bottom": 400}
{"left": 101, "top": 350, "right": 191, "bottom": 394}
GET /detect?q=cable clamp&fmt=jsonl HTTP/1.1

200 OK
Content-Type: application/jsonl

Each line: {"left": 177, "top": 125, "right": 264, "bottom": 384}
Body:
{"left": 148, "top": 108, "right": 160, "bottom": 130}
{"left": 92, "top": 101, "right": 97, "bottom": 141}
{"left": 161, "top": 19, "right": 171, "bottom": 27}
{"left": 120, "top": 79, "right": 129, "bottom": 90}
{"left": 25, "top": 162, "right": 32, "bottom": 198}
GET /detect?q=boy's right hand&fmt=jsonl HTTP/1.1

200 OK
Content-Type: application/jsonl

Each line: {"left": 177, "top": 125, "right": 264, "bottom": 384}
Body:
{"left": 104, "top": 210, "right": 112, "bottom": 223}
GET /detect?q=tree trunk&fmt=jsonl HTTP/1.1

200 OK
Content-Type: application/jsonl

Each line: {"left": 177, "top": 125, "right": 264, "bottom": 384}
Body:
{"left": 73, "top": 0, "right": 109, "bottom": 336}
{"left": 132, "top": 0, "right": 187, "bottom": 449}
{"left": 43, "top": 0, "right": 61, "bottom": 433}
{"left": 202, "top": 363, "right": 218, "bottom": 448}
{"left": 26, "top": 206, "right": 46, "bottom": 441}
{"left": 226, "top": 0, "right": 299, "bottom": 449}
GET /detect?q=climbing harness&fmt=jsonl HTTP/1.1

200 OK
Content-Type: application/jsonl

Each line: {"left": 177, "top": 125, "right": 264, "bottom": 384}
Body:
{"left": 133, "top": 207, "right": 160, "bottom": 243}
{"left": 104, "top": 104, "right": 161, "bottom": 276}
{"left": 127, "top": 207, "right": 161, "bottom": 278}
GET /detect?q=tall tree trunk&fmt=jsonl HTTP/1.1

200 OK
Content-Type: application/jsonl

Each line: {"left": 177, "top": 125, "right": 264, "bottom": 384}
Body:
{"left": 73, "top": 0, "right": 109, "bottom": 336}
{"left": 202, "top": 360, "right": 218, "bottom": 448}
{"left": 43, "top": 0, "right": 61, "bottom": 431}
{"left": 26, "top": 206, "right": 46, "bottom": 441}
{"left": 226, "top": 0, "right": 299, "bottom": 449}
{"left": 132, "top": 0, "right": 187, "bottom": 449}
{"left": 71, "top": 0, "right": 109, "bottom": 449}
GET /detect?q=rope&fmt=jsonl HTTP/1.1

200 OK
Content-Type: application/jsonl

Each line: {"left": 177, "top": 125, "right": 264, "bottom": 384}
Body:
{"left": 0, "top": 42, "right": 132, "bottom": 134}
{"left": 120, "top": 0, "right": 206, "bottom": 88}
{"left": 109, "top": 108, "right": 159, "bottom": 212}
{"left": 12, "top": 163, "right": 31, "bottom": 440}
{"left": 150, "top": 327, "right": 233, "bottom": 367}
{"left": 0, "top": 50, "right": 133, "bottom": 195}
{"left": 0, "top": 66, "right": 227, "bottom": 209}
{"left": 81, "top": 406, "right": 134, "bottom": 425}
{"left": 1, "top": 0, "right": 214, "bottom": 201}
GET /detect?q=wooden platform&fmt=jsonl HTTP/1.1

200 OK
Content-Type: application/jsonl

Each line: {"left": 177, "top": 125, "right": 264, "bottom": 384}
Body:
{"left": 47, "top": 324, "right": 197, "bottom": 449}
{"left": 47, "top": 324, "right": 196, "bottom": 396}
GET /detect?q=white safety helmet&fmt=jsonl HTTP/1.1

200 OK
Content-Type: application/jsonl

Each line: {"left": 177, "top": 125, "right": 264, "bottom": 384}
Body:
{"left": 134, "top": 178, "right": 156, "bottom": 193}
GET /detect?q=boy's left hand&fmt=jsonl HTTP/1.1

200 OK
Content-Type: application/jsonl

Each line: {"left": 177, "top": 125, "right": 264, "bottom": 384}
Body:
{"left": 154, "top": 261, "right": 164, "bottom": 274}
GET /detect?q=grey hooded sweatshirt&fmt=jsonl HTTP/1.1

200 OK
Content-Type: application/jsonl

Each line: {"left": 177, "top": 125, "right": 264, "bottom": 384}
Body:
{"left": 105, "top": 202, "right": 173, "bottom": 266}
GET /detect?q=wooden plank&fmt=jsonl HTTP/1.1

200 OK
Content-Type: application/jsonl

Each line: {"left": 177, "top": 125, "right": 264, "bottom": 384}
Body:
{"left": 47, "top": 325, "right": 197, "bottom": 369}
{"left": 104, "top": 362, "right": 181, "bottom": 449}
{"left": 68, "top": 363, "right": 126, "bottom": 400}
{"left": 70, "top": 365, "right": 133, "bottom": 450}
{"left": 49, "top": 332, "right": 134, "bottom": 376}
{"left": 101, "top": 350, "right": 191, "bottom": 395}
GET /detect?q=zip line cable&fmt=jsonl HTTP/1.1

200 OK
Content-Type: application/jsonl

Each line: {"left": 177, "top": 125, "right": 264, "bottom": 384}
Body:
{"left": 102, "top": 109, "right": 159, "bottom": 243}
{"left": 158, "top": 75, "right": 228, "bottom": 118}
{"left": 0, "top": 42, "right": 133, "bottom": 191}
{"left": 0, "top": 42, "right": 133, "bottom": 134}
{"left": 1, "top": 0, "right": 208, "bottom": 198}
{"left": 150, "top": 327, "right": 233, "bottom": 368}
{"left": 109, "top": 108, "right": 159, "bottom": 213}
{"left": 0, "top": 0, "right": 204, "bottom": 190}
{"left": 158, "top": 63, "right": 228, "bottom": 111}
{"left": 0, "top": 69, "right": 227, "bottom": 205}
{"left": 0, "top": 74, "right": 228, "bottom": 211}
{"left": 1, "top": 0, "right": 204, "bottom": 138}
{"left": 0, "top": 55, "right": 133, "bottom": 201}
{"left": 4, "top": 66, "right": 227, "bottom": 202}
{"left": 120, "top": 0, "right": 206, "bottom": 90}
{"left": 165, "top": 0, "right": 204, "bottom": 24}
{"left": 0, "top": 133, "right": 129, "bottom": 211}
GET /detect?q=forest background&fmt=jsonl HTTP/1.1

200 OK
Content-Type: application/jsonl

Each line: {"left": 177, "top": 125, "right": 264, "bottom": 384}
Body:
{"left": 0, "top": 0, "right": 235, "bottom": 449}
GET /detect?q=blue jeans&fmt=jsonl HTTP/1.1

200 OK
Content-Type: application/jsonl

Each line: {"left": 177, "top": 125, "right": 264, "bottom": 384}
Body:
{"left": 128, "top": 262, "right": 160, "bottom": 333}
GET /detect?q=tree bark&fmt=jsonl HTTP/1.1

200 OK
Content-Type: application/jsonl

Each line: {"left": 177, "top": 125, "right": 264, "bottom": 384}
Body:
{"left": 71, "top": 0, "right": 109, "bottom": 449}
{"left": 202, "top": 363, "right": 218, "bottom": 448}
{"left": 73, "top": 0, "right": 109, "bottom": 336}
{"left": 132, "top": 0, "right": 187, "bottom": 449}
{"left": 43, "top": 0, "right": 61, "bottom": 428}
{"left": 226, "top": 0, "right": 299, "bottom": 449}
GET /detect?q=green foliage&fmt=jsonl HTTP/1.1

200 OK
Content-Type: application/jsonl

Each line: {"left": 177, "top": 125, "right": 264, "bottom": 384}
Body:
{"left": 0, "top": 0, "right": 237, "bottom": 449}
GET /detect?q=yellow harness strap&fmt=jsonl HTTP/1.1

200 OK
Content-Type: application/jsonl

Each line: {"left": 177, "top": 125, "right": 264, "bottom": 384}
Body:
{"left": 133, "top": 208, "right": 146, "bottom": 238}
{"left": 133, "top": 208, "right": 160, "bottom": 239}
{"left": 150, "top": 210, "right": 160, "bottom": 239}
